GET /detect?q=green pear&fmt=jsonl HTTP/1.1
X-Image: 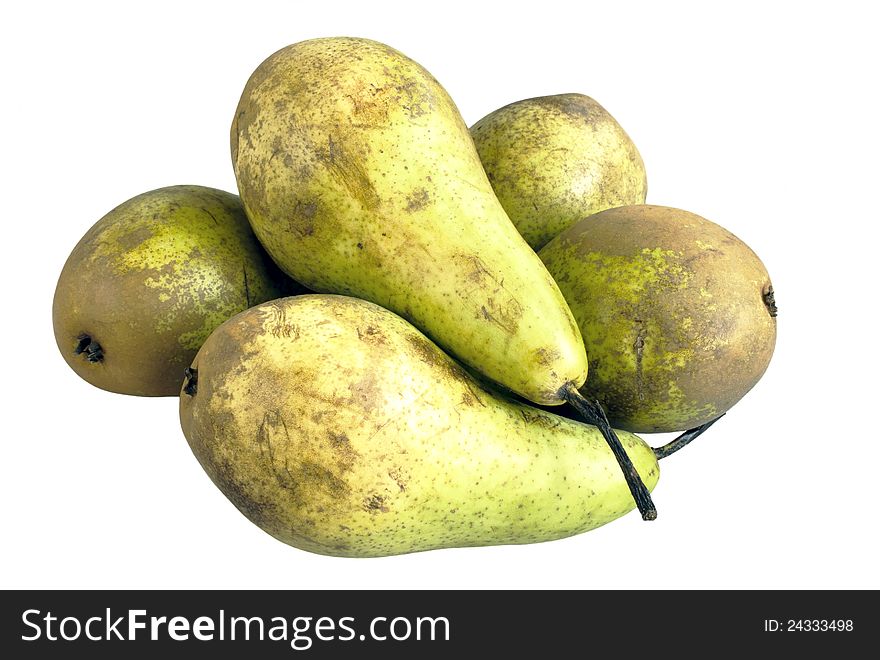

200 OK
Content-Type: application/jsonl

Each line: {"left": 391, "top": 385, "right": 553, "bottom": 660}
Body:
{"left": 53, "top": 185, "right": 299, "bottom": 396}
{"left": 231, "top": 37, "right": 586, "bottom": 406}
{"left": 471, "top": 94, "right": 647, "bottom": 250}
{"left": 179, "top": 295, "right": 658, "bottom": 557}
{"left": 539, "top": 205, "right": 777, "bottom": 432}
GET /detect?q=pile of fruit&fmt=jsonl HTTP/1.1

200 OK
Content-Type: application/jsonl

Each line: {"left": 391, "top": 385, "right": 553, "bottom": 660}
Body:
{"left": 53, "top": 37, "right": 776, "bottom": 557}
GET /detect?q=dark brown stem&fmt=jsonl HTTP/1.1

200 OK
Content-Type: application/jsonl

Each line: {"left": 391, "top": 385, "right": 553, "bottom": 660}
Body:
{"left": 183, "top": 367, "right": 198, "bottom": 396}
{"left": 653, "top": 414, "right": 724, "bottom": 460}
{"left": 560, "top": 383, "right": 657, "bottom": 521}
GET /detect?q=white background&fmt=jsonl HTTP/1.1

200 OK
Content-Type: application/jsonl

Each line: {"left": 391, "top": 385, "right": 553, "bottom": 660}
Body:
{"left": 2, "top": 0, "right": 878, "bottom": 589}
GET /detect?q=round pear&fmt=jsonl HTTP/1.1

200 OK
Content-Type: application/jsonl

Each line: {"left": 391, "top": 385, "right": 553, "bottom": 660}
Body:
{"left": 540, "top": 205, "right": 776, "bottom": 432}
{"left": 53, "top": 185, "right": 297, "bottom": 396}
{"left": 471, "top": 93, "right": 647, "bottom": 250}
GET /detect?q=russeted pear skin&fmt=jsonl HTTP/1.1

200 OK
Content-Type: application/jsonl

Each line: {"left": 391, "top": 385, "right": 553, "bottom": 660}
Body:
{"left": 53, "top": 185, "right": 297, "bottom": 396}
{"left": 471, "top": 94, "right": 647, "bottom": 250}
{"left": 539, "top": 205, "right": 777, "bottom": 432}
{"left": 179, "top": 295, "right": 658, "bottom": 557}
{"left": 231, "top": 37, "right": 587, "bottom": 405}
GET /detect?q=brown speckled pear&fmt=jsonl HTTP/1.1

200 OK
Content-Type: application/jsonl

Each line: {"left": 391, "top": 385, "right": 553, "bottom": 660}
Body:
{"left": 53, "top": 185, "right": 298, "bottom": 396}
{"left": 231, "top": 37, "right": 587, "bottom": 405}
{"left": 179, "top": 295, "right": 658, "bottom": 557}
{"left": 539, "top": 205, "right": 777, "bottom": 432}
{"left": 471, "top": 94, "right": 647, "bottom": 250}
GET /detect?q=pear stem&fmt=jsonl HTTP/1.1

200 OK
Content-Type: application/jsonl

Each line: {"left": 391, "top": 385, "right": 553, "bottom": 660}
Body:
{"left": 561, "top": 383, "right": 657, "bottom": 521}
{"left": 652, "top": 414, "right": 724, "bottom": 460}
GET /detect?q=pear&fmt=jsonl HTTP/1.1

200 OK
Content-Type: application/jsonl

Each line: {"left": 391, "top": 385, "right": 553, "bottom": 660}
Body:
{"left": 231, "top": 37, "right": 586, "bottom": 407}
{"left": 53, "top": 185, "right": 299, "bottom": 396}
{"left": 539, "top": 205, "right": 777, "bottom": 432}
{"left": 471, "top": 93, "right": 647, "bottom": 250}
{"left": 179, "top": 295, "right": 658, "bottom": 557}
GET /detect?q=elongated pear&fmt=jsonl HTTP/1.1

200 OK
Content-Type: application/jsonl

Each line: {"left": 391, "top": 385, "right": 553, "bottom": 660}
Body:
{"left": 231, "top": 37, "right": 586, "bottom": 406}
{"left": 179, "top": 295, "right": 658, "bottom": 557}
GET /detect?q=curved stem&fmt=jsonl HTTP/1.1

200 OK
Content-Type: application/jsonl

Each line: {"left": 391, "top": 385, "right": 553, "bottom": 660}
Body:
{"left": 561, "top": 383, "right": 657, "bottom": 521}
{"left": 653, "top": 414, "right": 724, "bottom": 460}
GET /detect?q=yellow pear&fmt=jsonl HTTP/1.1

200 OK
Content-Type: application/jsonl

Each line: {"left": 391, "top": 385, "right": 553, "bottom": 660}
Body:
{"left": 179, "top": 295, "right": 658, "bottom": 557}
{"left": 231, "top": 37, "right": 585, "bottom": 407}
{"left": 471, "top": 93, "right": 647, "bottom": 250}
